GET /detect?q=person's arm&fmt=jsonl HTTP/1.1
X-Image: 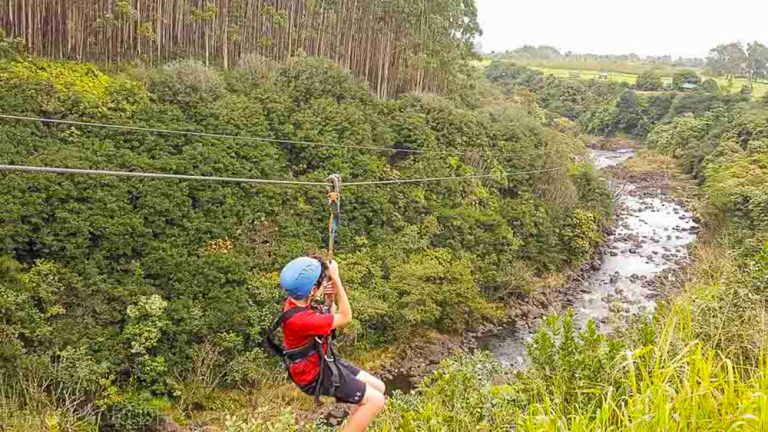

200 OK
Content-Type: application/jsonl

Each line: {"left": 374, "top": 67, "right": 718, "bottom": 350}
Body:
{"left": 325, "top": 260, "right": 352, "bottom": 329}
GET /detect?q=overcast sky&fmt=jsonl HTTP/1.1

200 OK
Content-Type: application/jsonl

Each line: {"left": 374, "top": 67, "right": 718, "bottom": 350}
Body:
{"left": 476, "top": 0, "right": 768, "bottom": 58}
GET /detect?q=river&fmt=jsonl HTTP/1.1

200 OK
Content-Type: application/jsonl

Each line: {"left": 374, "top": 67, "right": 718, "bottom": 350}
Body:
{"left": 477, "top": 148, "right": 698, "bottom": 367}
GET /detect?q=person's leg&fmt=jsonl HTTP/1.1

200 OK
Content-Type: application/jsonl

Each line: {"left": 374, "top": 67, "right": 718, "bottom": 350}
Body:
{"left": 355, "top": 370, "right": 386, "bottom": 394}
{"left": 340, "top": 384, "right": 385, "bottom": 432}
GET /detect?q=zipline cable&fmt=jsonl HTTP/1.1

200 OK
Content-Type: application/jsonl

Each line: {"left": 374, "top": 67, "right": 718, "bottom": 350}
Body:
{"left": 0, "top": 113, "right": 554, "bottom": 158}
{"left": 0, "top": 164, "right": 570, "bottom": 187}
{"left": 0, "top": 164, "right": 328, "bottom": 187}
{"left": 343, "top": 166, "right": 567, "bottom": 186}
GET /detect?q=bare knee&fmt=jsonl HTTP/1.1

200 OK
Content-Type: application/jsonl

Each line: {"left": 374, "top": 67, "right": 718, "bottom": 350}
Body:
{"left": 358, "top": 371, "right": 386, "bottom": 394}
{"left": 371, "top": 376, "right": 386, "bottom": 394}
{"left": 364, "top": 388, "right": 386, "bottom": 413}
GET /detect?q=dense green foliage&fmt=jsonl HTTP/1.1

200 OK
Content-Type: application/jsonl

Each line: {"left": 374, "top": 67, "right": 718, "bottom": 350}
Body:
{"left": 634, "top": 69, "right": 663, "bottom": 91}
{"left": 0, "top": 46, "right": 613, "bottom": 429}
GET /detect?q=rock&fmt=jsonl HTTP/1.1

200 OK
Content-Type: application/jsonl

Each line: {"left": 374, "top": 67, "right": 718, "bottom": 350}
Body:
{"left": 645, "top": 292, "right": 660, "bottom": 300}
{"left": 150, "top": 417, "right": 185, "bottom": 432}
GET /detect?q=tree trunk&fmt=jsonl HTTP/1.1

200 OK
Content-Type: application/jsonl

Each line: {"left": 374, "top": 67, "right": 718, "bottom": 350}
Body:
{"left": 221, "top": 0, "right": 229, "bottom": 69}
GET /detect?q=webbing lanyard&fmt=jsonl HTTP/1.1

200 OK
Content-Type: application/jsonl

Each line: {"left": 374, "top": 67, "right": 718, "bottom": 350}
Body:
{"left": 325, "top": 174, "right": 341, "bottom": 309}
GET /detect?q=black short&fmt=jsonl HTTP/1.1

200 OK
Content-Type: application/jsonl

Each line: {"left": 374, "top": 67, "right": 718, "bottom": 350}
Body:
{"left": 301, "top": 358, "right": 367, "bottom": 404}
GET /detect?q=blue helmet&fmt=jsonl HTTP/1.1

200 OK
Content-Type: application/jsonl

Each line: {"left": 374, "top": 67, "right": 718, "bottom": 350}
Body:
{"left": 279, "top": 257, "right": 323, "bottom": 300}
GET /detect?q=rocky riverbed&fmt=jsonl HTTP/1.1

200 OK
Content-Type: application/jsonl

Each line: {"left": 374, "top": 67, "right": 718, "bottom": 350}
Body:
{"left": 477, "top": 149, "right": 698, "bottom": 367}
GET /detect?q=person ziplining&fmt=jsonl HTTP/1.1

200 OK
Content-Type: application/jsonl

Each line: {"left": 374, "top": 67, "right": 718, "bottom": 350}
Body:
{"left": 268, "top": 257, "right": 386, "bottom": 431}
{"left": 263, "top": 177, "right": 386, "bottom": 432}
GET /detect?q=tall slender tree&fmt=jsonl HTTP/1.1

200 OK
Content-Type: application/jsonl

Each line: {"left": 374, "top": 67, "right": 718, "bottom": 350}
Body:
{"left": 747, "top": 42, "right": 768, "bottom": 88}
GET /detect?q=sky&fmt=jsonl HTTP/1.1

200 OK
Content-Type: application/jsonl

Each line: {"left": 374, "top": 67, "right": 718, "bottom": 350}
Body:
{"left": 476, "top": 0, "right": 768, "bottom": 58}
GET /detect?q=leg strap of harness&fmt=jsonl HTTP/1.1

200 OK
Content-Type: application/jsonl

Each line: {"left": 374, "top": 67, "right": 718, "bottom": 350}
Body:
{"left": 313, "top": 354, "right": 325, "bottom": 404}
{"left": 313, "top": 336, "right": 342, "bottom": 404}
{"left": 325, "top": 340, "right": 341, "bottom": 394}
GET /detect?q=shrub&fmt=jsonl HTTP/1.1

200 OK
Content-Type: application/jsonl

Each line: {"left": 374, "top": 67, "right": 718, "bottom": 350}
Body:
{"left": 372, "top": 353, "right": 506, "bottom": 431}
{"left": 390, "top": 249, "right": 498, "bottom": 333}
{"left": 0, "top": 29, "right": 26, "bottom": 60}
{"left": 701, "top": 78, "right": 720, "bottom": 93}
{"left": 704, "top": 153, "right": 768, "bottom": 234}
{"left": 635, "top": 69, "right": 663, "bottom": 91}
{"left": 149, "top": 59, "right": 225, "bottom": 108}
{"left": 100, "top": 393, "right": 158, "bottom": 432}
{"left": 672, "top": 69, "right": 702, "bottom": 90}
{"left": 234, "top": 53, "right": 278, "bottom": 84}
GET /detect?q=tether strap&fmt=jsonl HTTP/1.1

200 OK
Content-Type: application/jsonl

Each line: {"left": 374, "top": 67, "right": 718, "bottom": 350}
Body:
{"left": 325, "top": 174, "right": 341, "bottom": 309}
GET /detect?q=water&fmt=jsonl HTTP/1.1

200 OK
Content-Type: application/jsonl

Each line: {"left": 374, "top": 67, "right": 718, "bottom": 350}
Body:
{"left": 592, "top": 148, "right": 636, "bottom": 169}
{"left": 479, "top": 149, "right": 697, "bottom": 367}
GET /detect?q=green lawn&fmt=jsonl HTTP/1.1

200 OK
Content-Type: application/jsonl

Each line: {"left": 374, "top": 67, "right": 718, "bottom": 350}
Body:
{"left": 531, "top": 66, "right": 768, "bottom": 100}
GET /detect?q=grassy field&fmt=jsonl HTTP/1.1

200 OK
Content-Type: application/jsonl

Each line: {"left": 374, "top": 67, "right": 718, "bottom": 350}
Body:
{"left": 532, "top": 66, "right": 768, "bottom": 99}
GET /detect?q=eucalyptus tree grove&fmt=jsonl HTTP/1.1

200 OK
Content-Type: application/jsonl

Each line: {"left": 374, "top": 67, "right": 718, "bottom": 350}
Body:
{"left": 0, "top": 0, "right": 480, "bottom": 97}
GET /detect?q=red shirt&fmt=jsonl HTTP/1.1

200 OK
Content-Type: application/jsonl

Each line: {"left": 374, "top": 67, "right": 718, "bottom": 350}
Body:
{"left": 282, "top": 297, "right": 334, "bottom": 386}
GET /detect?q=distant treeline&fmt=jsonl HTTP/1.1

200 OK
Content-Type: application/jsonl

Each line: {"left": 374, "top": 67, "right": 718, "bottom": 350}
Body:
{"left": 495, "top": 45, "right": 706, "bottom": 70}
{"left": 0, "top": 0, "right": 479, "bottom": 98}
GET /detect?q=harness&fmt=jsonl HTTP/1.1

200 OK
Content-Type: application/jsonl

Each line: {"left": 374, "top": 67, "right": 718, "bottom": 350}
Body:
{"left": 262, "top": 303, "right": 341, "bottom": 404}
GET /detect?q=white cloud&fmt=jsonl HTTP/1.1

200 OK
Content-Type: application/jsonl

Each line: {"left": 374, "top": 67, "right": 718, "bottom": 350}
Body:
{"left": 477, "top": 0, "right": 768, "bottom": 58}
